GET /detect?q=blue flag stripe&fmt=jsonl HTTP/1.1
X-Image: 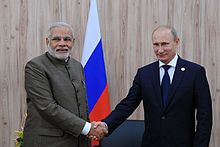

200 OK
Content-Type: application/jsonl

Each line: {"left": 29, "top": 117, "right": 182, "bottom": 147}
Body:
{"left": 84, "top": 40, "right": 107, "bottom": 112}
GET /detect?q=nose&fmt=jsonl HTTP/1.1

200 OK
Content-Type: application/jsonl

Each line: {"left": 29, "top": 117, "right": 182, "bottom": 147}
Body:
{"left": 58, "top": 39, "right": 66, "bottom": 46}
{"left": 157, "top": 45, "right": 164, "bottom": 53}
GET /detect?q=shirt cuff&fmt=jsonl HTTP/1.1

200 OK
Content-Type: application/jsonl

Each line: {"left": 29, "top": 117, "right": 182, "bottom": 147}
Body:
{"left": 81, "top": 122, "right": 91, "bottom": 135}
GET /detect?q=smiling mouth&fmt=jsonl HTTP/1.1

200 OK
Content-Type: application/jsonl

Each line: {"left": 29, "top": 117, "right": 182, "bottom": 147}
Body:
{"left": 56, "top": 49, "right": 69, "bottom": 52}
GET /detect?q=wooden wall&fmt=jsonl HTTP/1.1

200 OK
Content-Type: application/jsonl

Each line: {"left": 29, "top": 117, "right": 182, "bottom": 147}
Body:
{"left": 0, "top": 0, "right": 219, "bottom": 146}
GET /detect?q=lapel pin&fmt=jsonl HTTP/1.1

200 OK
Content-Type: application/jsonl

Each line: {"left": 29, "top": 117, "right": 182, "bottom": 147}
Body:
{"left": 181, "top": 67, "right": 185, "bottom": 71}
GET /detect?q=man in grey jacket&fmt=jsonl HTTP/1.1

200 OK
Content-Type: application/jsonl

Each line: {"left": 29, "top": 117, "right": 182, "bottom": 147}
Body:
{"left": 23, "top": 22, "right": 107, "bottom": 147}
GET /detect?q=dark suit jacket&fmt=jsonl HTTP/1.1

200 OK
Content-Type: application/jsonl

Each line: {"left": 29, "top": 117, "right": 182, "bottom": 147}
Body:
{"left": 103, "top": 56, "right": 212, "bottom": 147}
{"left": 23, "top": 52, "right": 90, "bottom": 147}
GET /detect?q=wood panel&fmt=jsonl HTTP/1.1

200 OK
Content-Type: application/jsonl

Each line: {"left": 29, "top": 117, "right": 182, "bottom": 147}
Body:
{"left": 0, "top": 0, "right": 219, "bottom": 146}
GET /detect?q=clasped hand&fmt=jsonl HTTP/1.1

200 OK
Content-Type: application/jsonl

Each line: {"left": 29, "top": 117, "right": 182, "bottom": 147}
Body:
{"left": 87, "top": 121, "right": 108, "bottom": 141}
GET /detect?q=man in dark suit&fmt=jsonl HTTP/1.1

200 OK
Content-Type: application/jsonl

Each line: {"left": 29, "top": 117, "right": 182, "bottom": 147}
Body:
{"left": 23, "top": 22, "right": 107, "bottom": 147}
{"left": 96, "top": 25, "right": 212, "bottom": 147}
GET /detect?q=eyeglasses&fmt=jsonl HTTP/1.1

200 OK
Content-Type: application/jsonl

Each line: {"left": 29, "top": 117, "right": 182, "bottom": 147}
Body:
{"left": 50, "top": 36, "right": 75, "bottom": 43}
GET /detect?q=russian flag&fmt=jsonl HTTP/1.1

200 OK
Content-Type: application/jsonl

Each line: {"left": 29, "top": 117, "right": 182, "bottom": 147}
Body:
{"left": 82, "top": 0, "right": 111, "bottom": 143}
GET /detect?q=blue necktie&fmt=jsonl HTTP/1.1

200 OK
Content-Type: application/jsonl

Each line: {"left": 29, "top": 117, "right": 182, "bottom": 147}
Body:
{"left": 161, "top": 65, "right": 171, "bottom": 106}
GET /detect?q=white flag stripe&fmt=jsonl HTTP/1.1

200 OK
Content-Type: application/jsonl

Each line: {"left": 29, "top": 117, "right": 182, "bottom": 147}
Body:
{"left": 82, "top": 0, "right": 101, "bottom": 67}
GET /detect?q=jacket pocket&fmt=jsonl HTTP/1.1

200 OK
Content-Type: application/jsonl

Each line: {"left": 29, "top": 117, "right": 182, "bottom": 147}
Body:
{"left": 38, "top": 128, "right": 64, "bottom": 136}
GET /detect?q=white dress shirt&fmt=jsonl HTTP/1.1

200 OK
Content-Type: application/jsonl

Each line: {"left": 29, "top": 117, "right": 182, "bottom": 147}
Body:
{"left": 159, "top": 54, "right": 178, "bottom": 85}
{"left": 81, "top": 122, "right": 91, "bottom": 135}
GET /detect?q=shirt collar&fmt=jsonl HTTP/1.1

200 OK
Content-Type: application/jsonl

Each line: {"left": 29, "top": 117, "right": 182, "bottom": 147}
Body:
{"left": 159, "top": 54, "right": 178, "bottom": 68}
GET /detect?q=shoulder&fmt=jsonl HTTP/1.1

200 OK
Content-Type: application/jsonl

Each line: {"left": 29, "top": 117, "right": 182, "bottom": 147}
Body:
{"left": 24, "top": 53, "right": 49, "bottom": 76}
{"left": 25, "top": 53, "right": 48, "bottom": 67}
{"left": 178, "top": 57, "right": 205, "bottom": 71}
{"left": 138, "top": 61, "right": 158, "bottom": 72}
{"left": 25, "top": 53, "right": 50, "bottom": 68}
{"left": 131, "top": 61, "right": 159, "bottom": 79}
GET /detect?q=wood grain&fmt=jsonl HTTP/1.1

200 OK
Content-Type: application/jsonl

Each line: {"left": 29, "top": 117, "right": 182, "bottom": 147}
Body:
{"left": 0, "top": 0, "right": 219, "bottom": 146}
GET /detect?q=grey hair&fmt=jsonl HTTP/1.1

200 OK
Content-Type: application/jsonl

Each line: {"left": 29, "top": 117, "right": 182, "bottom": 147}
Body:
{"left": 47, "top": 22, "right": 74, "bottom": 38}
{"left": 152, "top": 25, "right": 178, "bottom": 40}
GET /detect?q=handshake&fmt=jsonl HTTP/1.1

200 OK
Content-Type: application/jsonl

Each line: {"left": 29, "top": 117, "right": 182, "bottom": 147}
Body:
{"left": 87, "top": 121, "right": 108, "bottom": 141}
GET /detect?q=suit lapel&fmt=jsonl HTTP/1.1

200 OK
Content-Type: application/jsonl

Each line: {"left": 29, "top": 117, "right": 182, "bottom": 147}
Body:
{"left": 150, "top": 61, "right": 164, "bottom": 110}
{"left": 163, "top": 57, "right": 186, "bottom": 111}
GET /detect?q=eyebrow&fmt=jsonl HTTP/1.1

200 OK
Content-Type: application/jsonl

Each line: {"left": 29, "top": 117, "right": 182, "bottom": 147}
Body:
{"left": 153, "top": 42, "right": 169, "bottom": 45}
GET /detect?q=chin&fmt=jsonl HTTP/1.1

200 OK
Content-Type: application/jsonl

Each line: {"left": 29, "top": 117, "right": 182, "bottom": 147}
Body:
{"left": 55, "top": 52, "right": 70, "bottom": 60}
{"left": 159, "top": 58, "right": 168, "bottom": 64}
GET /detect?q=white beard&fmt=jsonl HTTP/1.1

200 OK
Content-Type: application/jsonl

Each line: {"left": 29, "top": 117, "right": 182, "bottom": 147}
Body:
{"left": 48, "top": 44, "right": 70, "bottom": 60}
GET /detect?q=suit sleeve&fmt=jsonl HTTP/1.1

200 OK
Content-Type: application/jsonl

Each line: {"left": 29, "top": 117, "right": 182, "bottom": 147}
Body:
{"left": 193, "top": 67, "right": 212, "bottom": 147}
{"left": 103, "top": 69, "right": 142, "bottom": 134}
{"left": 25, "top": 61, "right": 86, "bottom": 137}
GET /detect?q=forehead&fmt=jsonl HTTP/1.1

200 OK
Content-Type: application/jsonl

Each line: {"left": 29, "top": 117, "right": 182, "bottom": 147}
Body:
{"left": 50, "top": 26, "right": 72, "bottom": 36}
{"left": 152, "top": 28, "right": 173, "bottom": 42}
